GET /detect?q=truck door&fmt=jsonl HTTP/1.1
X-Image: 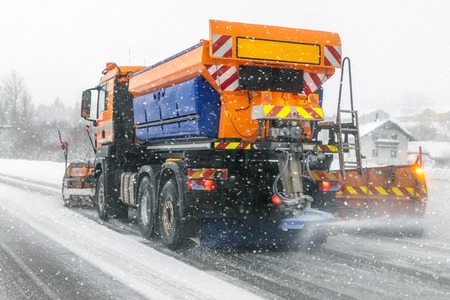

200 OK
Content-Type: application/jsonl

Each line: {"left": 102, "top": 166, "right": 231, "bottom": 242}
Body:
{"left": 94, "top": 80, "right": 114, "bottom": 147}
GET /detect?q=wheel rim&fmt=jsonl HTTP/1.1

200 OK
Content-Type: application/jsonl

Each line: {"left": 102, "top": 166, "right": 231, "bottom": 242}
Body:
{"left": 141, "top": 190, "right": 149, "bottom": 226}
{"left": 162, "top": 196, "right": 175, "bottom": 236}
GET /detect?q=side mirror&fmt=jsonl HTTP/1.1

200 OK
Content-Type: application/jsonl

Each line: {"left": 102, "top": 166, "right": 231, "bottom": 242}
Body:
{"left": 81, "top": 90, "right": 92, "bottom": 120}
{"left": 81, "top": 87, "right": 105, "bottom": 124}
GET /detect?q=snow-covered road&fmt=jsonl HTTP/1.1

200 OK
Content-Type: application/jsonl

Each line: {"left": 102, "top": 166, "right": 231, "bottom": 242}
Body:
{"left": 0, "top": 204, "right": 146, "bottom": 300}
{"left": 0, "top": 160, "right": 263, "bottom": 300}
{"left": 1, "top": 159, "right": 450, "bottom": 299}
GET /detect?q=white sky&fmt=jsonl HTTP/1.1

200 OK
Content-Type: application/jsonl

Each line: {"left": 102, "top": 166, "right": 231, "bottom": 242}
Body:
{"left": 1, "top": 0, "right": 449, "bottom": 116}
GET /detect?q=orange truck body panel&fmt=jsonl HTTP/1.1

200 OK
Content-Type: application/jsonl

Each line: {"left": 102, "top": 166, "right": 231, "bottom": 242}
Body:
{"left": 128, "top": 20, "right": 341, "bottom": 142}
{"left": 335, "top": 164, "right": 427, "bottom": 218}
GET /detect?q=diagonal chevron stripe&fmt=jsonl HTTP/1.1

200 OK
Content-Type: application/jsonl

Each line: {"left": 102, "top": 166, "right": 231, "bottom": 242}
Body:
{"left": 212, "top": 34, "right": 232, "bottom": 58}
{"left": 324, "top": 45, "right": 341, "bottom": 67}
{"left": 206, "top": 65, "right": 240, "bottom": 91}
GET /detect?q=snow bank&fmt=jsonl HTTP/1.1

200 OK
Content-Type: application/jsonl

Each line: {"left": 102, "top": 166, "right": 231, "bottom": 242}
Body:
{"left": 0, "top": 158, "right": 64, "bottom": 186}
{"left": 0, "top": 159, "right": 262, "bottom": 299}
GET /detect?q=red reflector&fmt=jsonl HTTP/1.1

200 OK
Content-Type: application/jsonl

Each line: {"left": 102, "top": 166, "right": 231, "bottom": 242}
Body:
{"left": 320, "top": 181, "right": 331, "bottom": 192}
{"left": 187, "top": 179, "right": 217, "bottom": 191}
{"left": 271, "top": 195, "right": 283, "bottom": 205}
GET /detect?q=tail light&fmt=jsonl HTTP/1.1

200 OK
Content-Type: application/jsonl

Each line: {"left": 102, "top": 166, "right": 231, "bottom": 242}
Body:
{"left": 318, "top": 181, "right": 341, "bottom": 192}
{"left": 271, "top": 195, "right": 283, "bottom": 205}
{"left": 187, "top": 179, "right": 217, "bottom": 191}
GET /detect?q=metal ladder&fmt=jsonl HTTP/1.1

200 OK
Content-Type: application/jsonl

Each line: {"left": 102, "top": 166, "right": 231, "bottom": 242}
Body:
{"left": 336, "top": 57, "right": 363, "bottom": 180}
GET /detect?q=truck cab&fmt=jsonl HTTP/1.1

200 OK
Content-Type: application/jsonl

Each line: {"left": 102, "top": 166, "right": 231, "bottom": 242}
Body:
{"left": 81, "top": 64, "right": 145, "bottom": 153}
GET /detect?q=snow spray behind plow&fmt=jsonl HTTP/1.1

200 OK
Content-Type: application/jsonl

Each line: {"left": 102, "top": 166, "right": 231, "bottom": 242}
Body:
{"left": 199, "top": 209, "right": 338, "bottom": 247}
{"left": 328, "top": 216, "right": 425, "bottom": 238}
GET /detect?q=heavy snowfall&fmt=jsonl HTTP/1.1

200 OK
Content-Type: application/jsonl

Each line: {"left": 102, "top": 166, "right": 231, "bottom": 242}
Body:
{"left": 1, "top": 158, "right": 449, "bottom": 299}
{"left": 1, "top": 3, "right": 450, "bottom": 298}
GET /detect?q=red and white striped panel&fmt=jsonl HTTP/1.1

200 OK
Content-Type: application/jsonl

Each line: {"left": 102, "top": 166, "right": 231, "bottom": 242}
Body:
{"left": 303, "top": 73, "right": 331, "bottom": 95}
{"left": 324, "top": 45, "right": 342, "bottom": 67}
{"left": 206, "top": 64, "right": 240, "bottom": 91}
{"left": 212, "top": 34, "right": 232, "bottom": 58}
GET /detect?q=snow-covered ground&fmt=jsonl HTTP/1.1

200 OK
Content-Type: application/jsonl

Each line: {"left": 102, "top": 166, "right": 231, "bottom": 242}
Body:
{"left": 0, "top": 158, "right": 64, "bottom": 187}
{"left": 421, "top": 167, "right": 450, "bottom": 243}
{"left": 0, "top": 158, "right": 262, "bottom": 299}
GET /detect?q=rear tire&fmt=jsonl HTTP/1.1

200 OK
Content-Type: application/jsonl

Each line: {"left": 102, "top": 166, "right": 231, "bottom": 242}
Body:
{"left": 159, "top": 179, "right": 182, "bottom": 250}
{"left": 138, "top": 176, "right": 156, "bottom": 239}
{"left": 96, "top": 174, "right": 108, "bottom": 221}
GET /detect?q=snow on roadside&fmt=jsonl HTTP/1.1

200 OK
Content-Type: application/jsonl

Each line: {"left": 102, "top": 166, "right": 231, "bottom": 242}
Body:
{"left": 0, "top": 158, "right": 263, "bottom": 299}
{"left": 0, "top": 158, "right": 64, "bottom": 186}
{"left": 0, "top": 186, "right": 261, "bottom": 300}
{"left": 422, "top": 167, "right": 450, "bottom": 243}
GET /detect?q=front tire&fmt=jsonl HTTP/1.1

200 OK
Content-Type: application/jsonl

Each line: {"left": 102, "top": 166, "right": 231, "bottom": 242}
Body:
{"left": 138, "top": 176, "right": 156, "bottom": 239}
{"left": 96, "top": 174, "right": 108, "bottom": 221}
{"left": 159, "top": 179, "right": 182, "bottom": 250}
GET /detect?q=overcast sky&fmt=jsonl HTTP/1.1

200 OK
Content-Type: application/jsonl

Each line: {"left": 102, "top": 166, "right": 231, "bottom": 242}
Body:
{"left": 1, "top": 0, "right": 449, "bottom": 117}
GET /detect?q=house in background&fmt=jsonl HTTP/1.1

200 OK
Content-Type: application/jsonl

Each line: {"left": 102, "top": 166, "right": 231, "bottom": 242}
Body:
{"left": 358, "top": 119, "right": 415, "bottom": 166}
{"left": 327, "top": 108, "right": 448, "bottom": 167}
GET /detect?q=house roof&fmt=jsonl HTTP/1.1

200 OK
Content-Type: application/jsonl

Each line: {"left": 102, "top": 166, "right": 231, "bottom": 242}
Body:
{"left": 359, "top": 119, "right": 415, "bottom": 141}
{"left": 359, "top": 109, "right": 390, "bottom": 125}
{"left": 398, "top": 108, "right": 450, "bottom": 122}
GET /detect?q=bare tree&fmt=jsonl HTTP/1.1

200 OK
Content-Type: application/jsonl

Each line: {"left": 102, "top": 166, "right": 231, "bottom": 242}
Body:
{"left": 0, "top": 71, "right": 88, "bottom": 161}
{"left": 20, "top": 88, "right": 32, "bottom": 125}
{"left": 1, "top": 71, "right": 26, "bottom": 125}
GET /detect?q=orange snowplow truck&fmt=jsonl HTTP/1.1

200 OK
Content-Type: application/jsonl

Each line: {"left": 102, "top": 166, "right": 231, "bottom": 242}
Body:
{"left": 77, "top": 20, "right": 426, "bottom": 249}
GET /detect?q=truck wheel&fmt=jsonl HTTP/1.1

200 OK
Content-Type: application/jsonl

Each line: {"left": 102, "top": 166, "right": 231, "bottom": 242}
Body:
{"left": 159, "top": 179, "right": 182, "bottom": 250}
{"left": 138, "top": 176, "right": 155, "bottom": 239}
{"left": 96, "top": 174, "right": 108, "bottom": 221}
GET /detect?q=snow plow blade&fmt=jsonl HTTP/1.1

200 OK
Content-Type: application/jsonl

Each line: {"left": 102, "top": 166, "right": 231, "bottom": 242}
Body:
{"left": 62, "top": 162, "right": 95, "bottom": 206}
{"left": 199, "top": 209, "right": 338, "bottom": 248}
{"left": 334, "top": 164, "right": 427, "bottom": 219}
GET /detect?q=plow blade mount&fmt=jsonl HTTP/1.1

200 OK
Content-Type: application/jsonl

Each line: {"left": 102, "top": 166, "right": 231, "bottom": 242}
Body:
{"left": 199, "top": 209, "right": 338, "bottom": 247}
